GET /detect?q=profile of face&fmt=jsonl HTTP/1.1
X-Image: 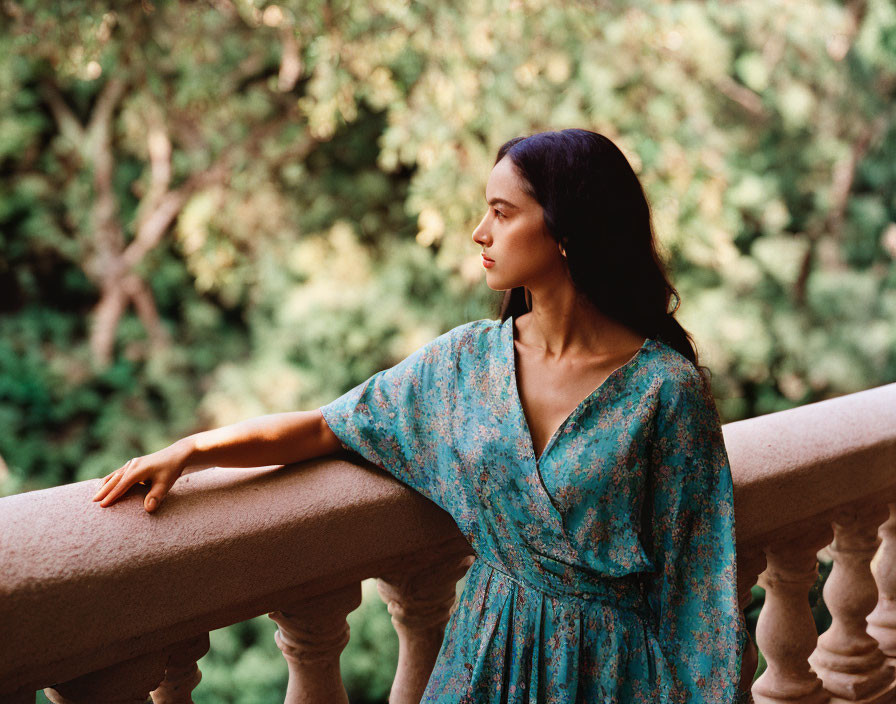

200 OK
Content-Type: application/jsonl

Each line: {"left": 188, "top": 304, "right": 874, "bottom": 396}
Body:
{"left": 471, "top": 156, "right": 567, "bottom": 292}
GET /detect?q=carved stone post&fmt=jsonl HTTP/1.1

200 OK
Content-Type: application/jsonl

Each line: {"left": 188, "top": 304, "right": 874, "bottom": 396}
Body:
{"left": 751, "top": 530, "right": 832, "bottom": 704}
{"left": 376, "top": 545, "right": 475, "bottom": 704}
{"left": 43, "top": 648, "right": 169, "bottom": 704}
{"left": 868, "top": 503, "right": 896, "bottom": 657}
{"left": 737, "top": 545, "right": 767, "bottom": 697}
{"left": 268, "top": 581, "right": 362, "bottom": 704}
{"left": 809, "top": 506, "right": 896, "bottom": 702}
{"left": 150, "top": 633, "right": 210, "bottom": 704}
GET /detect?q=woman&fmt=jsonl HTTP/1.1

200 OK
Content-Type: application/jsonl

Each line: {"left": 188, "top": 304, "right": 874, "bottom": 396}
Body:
{"left": 92, "top": 129, "right": 752, "bottom": 703}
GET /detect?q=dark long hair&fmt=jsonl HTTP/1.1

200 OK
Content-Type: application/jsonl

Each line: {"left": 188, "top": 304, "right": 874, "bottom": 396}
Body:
{"left": 494, "top": 129, "right": 709, "bottom": 383}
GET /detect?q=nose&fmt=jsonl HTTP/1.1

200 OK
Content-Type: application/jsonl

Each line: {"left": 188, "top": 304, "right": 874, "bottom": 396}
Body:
{"left": 471, "top": 212, "right": 490, "bottom": 247}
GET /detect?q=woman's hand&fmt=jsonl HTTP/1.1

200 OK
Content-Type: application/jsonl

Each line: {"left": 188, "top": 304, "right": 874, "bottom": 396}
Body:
{"left": 92, "top": 439, "right": 193, "bottom": 513}
{"left": 91, "top": 410, "right": 337, "bottom": 513}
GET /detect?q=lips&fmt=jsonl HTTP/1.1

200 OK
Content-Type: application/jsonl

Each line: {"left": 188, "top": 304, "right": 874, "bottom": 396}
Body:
{"left": 481, "top": 253, "right": 495, "bottom": 262}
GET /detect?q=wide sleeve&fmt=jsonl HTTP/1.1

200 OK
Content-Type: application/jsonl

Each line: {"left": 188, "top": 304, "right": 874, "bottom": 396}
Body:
{"left": 643, "top": 370, "right": 751, "bottom": 704}
{"left": 317, "top": 326, "right": 460, "bottom": 512}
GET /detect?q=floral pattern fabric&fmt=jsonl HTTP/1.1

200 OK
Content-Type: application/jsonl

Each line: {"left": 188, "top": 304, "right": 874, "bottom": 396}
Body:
{"left": 319, "top": 316, "right": 749, "bottom": 703}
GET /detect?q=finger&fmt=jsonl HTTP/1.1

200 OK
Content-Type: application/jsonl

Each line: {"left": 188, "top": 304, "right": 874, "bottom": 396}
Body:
{"left": 93, "top": 473, "right": 120, "bottom": 500}
{"left": 95, "top": 487, "right": 118, "bottom": 506}
{"left": 93, "top": 472, "right": 121, "bottom": 502}
{"left": 95, "top": 458, "right": 140, "bottom": 502}
{"left": 93, "top": 467, "right": 126, "bottom": 501}
{"left": 99, "top": 466, "right": 141, "bottom": 507}
{"left": 144, "top": 482, "right": 170, "bottom": 513}
{"left": 99, "top": 484, "right": 127, "bottom": 507}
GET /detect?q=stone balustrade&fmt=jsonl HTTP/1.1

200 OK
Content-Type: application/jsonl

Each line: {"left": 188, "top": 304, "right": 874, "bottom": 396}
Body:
{"left": 1, "top": 381, "right": 895, "bottom": 703}
{"left": 727, "top": 381, "right": 896, "bottom": 703}
{"left": 0, "top": 454, "right": 474, "bottom": 703}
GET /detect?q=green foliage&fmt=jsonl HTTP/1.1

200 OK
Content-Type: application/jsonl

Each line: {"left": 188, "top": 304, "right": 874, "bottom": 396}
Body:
{"left": 340, "top": 579, "right": 400, "bottom": 702}
{"left": 3, "top": 0, "right": 894, "bottom": 701}
{"left": 194, "top": 616, "right": 288, "bottom": 704}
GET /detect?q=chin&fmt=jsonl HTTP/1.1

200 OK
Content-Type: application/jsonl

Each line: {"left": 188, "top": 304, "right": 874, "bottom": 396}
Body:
{"left": 484, "top": 277, "right": 516, "bottom": 293}
{"left": 482, "top": 272, "right": 504, "bottom": 291}
{"left": 483, "top": 266, "right": 526, "bottom": 292}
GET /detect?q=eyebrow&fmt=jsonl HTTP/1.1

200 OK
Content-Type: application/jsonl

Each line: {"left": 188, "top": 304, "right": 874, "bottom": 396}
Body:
{"left": 486, "top": 197, "right": 519, "bottom": 209}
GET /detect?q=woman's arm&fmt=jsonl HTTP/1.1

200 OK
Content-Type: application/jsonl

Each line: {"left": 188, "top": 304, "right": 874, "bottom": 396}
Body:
{"left": 92, "top": 410, "right": 342, "bottom": 512}
{"left": 184, "top": 409, "right": 342, "bottom": 468}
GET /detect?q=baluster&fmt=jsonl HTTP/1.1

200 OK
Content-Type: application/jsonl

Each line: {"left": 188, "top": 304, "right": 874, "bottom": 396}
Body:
{"left": 376, "top": 547, "right": 475, "bottom": 704}
{"left": 737, "top": 546, "right": 766, "bottom": 696}
{"left": 809, "top": 506, "right": 896, "bottom": 702}
{"left": 150, "top": 633, "right": 210, "bottom": 704}
{"left": 43, "top": 648, "right": 169, "bottom": 704}
{"left": 752, "top": 529, "right": 832, "bottom": 704}
{"left": 867, "top": 503, "right": 896, "bottom": 661}
{"left": 268, "top": 581, "right": 362, "bottom": 704}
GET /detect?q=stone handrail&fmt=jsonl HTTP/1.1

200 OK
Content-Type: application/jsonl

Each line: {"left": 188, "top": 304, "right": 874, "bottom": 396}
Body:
{"left": 1, "top": 381, "right": 895, "bottom": 702}
{"left": 0, "top": 453, "right": 475, "bottom": 703}
{"left": 727, "top": 381, "right": 896, "bottom": 703}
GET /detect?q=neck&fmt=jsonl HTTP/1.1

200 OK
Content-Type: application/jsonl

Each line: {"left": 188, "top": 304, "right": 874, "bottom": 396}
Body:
{"left": 520, "top": 284, "right": 640, "bottom": 361}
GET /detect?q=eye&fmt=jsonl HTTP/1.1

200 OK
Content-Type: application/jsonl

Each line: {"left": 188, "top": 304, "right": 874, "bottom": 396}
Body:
{"left": 492, "top": 207, "right": 505, "bottom": 219}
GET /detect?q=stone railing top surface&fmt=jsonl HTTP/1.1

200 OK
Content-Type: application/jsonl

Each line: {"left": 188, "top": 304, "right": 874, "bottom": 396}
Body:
{"left": 723, "top": 382, "right": 896, "bottom": 546}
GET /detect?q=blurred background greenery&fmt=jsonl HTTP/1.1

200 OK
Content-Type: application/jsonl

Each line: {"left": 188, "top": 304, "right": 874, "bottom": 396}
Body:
{"left": 2, "top": 0, "right": 893, "bottom": 701}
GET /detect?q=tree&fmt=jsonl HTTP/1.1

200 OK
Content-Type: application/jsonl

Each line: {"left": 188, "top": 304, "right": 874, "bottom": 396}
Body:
{"left": 2, "top": 1, "right": 894, "bottom": 700}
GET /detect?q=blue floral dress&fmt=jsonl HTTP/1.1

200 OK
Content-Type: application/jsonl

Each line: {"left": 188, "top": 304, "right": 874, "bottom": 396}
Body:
{"left": 319, "top": 316, "right": 750, "bottom": 703}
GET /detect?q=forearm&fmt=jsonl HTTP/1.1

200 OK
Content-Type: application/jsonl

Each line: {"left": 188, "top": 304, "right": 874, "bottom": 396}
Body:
{"left": 180, "top": 409, "right": 341, "bottom": 469}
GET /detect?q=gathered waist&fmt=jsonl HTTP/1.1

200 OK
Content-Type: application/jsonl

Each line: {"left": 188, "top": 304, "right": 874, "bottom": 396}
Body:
{"left": 474, "top": 557, "right": 650, "bottom": 613}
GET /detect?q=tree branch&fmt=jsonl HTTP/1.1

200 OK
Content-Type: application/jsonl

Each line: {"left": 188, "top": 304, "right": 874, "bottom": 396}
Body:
{"left": 661, "top": 48, "right": 768, "bottom": 119}
{"left": 278, "top": 26, "right": 302, "bottom": 92}
{"left": 793, "top": 115, "right": 888, "bottom": 304}
{"left": 45, "top": 71, "right": 311, "bottom": 366}
{"left": 122, "top": 109, "right": 309, "bottom": 271}
{"left": 86, "top": 77, "right": 128, "bottom": 143}
{"left": 713, "top": 75, "right": 767, "bottom": 117}
{"left": 134, "top": 107, "right": 174, "bottom": 234}
{"left": 123, "top": 273, "right": 169, "bottom": 351}
{"left": 122, "top": 162, "right": 230, "bottom": 271}
{"left": 86, "top": 79, "right": 129, "bottom": 284}
{"left": 89, "top": 283, "right": 129, "bottom": 367}
{"left": 38, "top": 80, "right": 87, "bottom": 152}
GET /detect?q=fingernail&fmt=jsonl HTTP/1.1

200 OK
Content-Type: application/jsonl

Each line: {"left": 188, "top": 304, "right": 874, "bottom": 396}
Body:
{"left": 147, "top": 497, "right": 157, "bottom": 511}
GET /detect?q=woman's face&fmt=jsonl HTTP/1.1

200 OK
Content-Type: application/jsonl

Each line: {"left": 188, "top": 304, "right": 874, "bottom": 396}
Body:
{"left": 471, "top": 156, "right": 565, "bottom": 291}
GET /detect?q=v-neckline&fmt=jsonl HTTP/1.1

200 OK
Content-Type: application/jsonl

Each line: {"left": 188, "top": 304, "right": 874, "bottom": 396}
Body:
{"left": 504, "top": 315, "right": 651, "bottom": 466}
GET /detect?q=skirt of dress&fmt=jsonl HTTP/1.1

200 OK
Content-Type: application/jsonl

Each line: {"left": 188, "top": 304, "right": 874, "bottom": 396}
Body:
{"left": 419, "top": 558, "right": 677, "bottom": 704}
